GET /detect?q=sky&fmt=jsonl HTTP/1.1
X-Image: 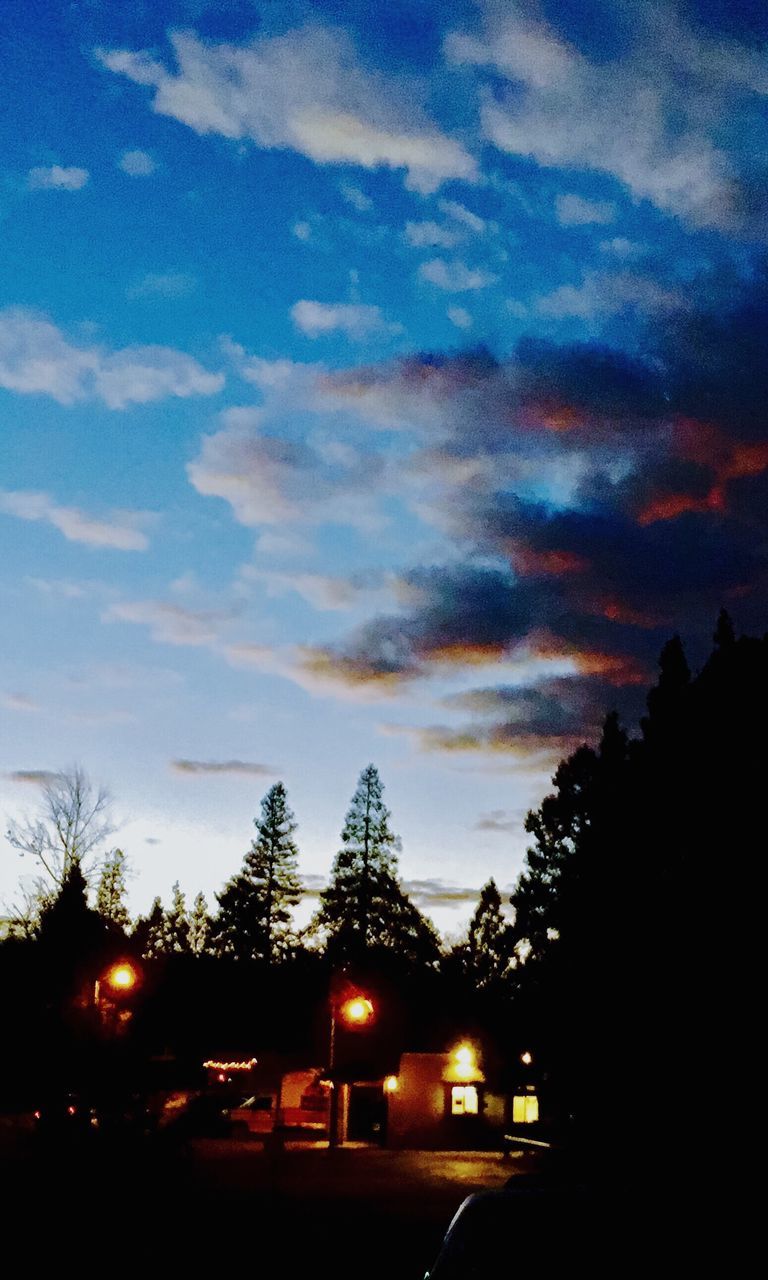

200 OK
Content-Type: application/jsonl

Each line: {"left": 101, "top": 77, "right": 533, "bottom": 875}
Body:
{"left": 1, "top": 0, "right": 767, "bottom": 934}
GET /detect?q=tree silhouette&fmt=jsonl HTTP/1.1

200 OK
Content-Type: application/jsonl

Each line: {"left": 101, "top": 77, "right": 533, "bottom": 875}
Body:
{"left": 213, "top": 782, "right": 302, "bottom": 964}
{"left": 510, "top": 613, "right": 768, "bottom": 1192}
{"left": 188, "top": 891, "right": 211, "bottom": 955}
{"left": 313, "top": 764, "right": 440, "bottom": 966}
{"left": 463, "top": 879, "right": 515, "bottom": 989}
{"left": 6, "top": 767, "right": 115, "bottom": 930}
{"left": 133, "top": 895, "right": 166, "bottom": 958}
{"left": 95, "top": 849, "right": 130, "bottom": 932}
{"left": 163, "top": 881, "right": 191, "bottom": 953}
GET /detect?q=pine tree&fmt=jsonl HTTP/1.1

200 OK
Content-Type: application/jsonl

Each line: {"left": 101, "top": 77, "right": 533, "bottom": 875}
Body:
{"left": 95, "top": 849, "right": 131, "bottom": 932}
{"left": 313, "top": 764, "right": 440, "bottom": 966}
{"left": 133, "top": 896, "right": 166, "bottom": 958}
{"left": 188, "top": 891, "right": 211, "bottom": 955}
{"left": 465, "top": 879, "right": 515, "bottom": 988}
{"left": 213, "top": 782, "right": 302, "bottom": 964}
{"left": 163, "top": 881, "right": 190, "bottom": 953}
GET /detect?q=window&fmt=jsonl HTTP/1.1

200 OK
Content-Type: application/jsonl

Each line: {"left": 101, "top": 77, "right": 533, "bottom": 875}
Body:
{"left": 451, "top": 1085, "right": 479, "bottom": 1115}
{"left": 512, "top": 1094, "right": 539, "bottom": 1123}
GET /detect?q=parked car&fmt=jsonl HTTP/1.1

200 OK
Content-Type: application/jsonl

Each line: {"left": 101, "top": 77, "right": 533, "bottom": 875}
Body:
{"left": 230, "top": 1094, "right": 274, "bottom": 1135}
{"left": 162, "top": 1092, "right": 233, "bottom": 1139}
{"left": 424, "top": 1176, "right": 591, "bottom": 1277}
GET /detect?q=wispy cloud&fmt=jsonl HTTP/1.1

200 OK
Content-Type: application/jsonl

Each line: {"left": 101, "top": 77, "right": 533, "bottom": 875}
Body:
{"left": 405, "top": 221, "right": 465, "bottom": 250}
{"left": 98, "top": 26, "right": 477, "bottom": 193}
{"left": 339, "top": 182, "right": 373, "bottom": 212}
{"left": 0, "top": 307, "right": 223, "bottom": 407}
{"left": 171, "top": 759, "right": 277, "bottom": 776}
{"left": 291, "top": 300, "right": 403, "bottom": 341}
{"left": 0, "top": 489, "right": 152, "bottom": 551}
{"left": 103, "top": 599, "right": 231, "bottom": 646}
{"left": 127, "top": 272, "right": 196, "bottom": 299}
{"left": 555, "top": 193, "right": 617, "bottom": 227}
{"left": 447, "top": 5, "right": 768, "bottom": 231}
{"left": 28, "top": 165, "right": 89, "bottom": 191}
{"left": 119, "top": 148, "right": 156, "bottom": 176}
{"left": 418, "top": 259, "right": 497, "bottom": 292}
{"left": 4, "top": 770, "right": 60, "bottom": 786}
{"left": 2, "top": 692, "right": 40, "bottom": 713}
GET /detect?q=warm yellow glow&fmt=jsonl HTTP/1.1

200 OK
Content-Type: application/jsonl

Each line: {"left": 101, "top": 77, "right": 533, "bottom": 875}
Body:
{"left": 203, "top": 1057, "right": 258, "bottom": 1072}
{"left": 341, "top": 996, "right": 374, "bottom": 1025}
{"left": 521, "top": 1051, "right": 533, "bottom": 1066}
{"left": 384, "top": 1076, "right": 398, "bottom": 1093}
{"left": 512, "top": 1094, "right": 539, "bottom": 1124}
{"left": 453, "top": 1043, "right": 476, "bottom": 1079}
{"left": 106, "top": 963, "right": 138, "bottom": 991}
{"left": 451, "top": 1085, "right": 479, "bottom": 1116}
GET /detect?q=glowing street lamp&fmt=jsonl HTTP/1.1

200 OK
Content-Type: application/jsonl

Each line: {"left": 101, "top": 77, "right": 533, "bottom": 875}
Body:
{"left": 105, "top": 962, "right": 138, "bottom": 992}
{"left": 340, "top": 996, "right": 374, "bottom": 1026}
{"left": 521, "top": 1051, "right": 533, "bottom": 1066}
{"left": 328, "top": 987, "right": 375, "bottom": 1148}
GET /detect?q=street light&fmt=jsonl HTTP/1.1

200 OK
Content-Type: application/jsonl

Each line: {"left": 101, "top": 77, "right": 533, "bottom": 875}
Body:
{"left": 328, "top": 988, "right": 375, "bottom": 1148}
{"left": 105, "top": 963, "right": 138, "bottom": 992}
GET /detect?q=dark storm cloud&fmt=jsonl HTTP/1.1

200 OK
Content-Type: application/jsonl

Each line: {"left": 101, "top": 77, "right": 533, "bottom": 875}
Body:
{"left": 306, "top": 268, "right": 768, "bottom": 751}
{"left": 301, "top": 563, "right": 541, "bottom": 684}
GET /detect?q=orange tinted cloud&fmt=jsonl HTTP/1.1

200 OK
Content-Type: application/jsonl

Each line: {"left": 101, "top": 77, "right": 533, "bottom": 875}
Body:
{"left": 510, "top": 545, "right": 590, "bottom": 576}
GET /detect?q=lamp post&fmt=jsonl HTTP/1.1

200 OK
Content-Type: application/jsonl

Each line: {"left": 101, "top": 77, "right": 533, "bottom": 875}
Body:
{"left": 328, "top": 992, "right": 374, "bottom": 1148}
{"left": 93, "top": 961, "right": 140, "bottom": 1033}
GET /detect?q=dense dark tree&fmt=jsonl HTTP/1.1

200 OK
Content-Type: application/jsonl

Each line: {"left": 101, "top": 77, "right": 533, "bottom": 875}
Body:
{"left": 133, "top": 895, "right": 166, "bottom": 958}
{"left": 95, "top": 849, "right": 130, "bottom": 932}
{"left": 312, "top": 764, "right": 440, "bottom": 966}
{"left": 212, "top": 782, "right": 302, "bottom": 964}
{"left": 511, "top": 614, "right": 768, "bottom": 1191}
{"left": 163, "top": 881, "right": 191, "bottom": 953}
{"left": 463, "top": 878, "right": 515, "bottom": 989}
{"left": 188, "top": 890, "right": 211, "bottom": 955}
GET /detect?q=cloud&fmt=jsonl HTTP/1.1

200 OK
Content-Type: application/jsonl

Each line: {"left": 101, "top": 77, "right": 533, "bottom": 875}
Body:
{"left": 339, "top": 182, "right": 373, "bottom": 212}
{"left": 127, "top": 272, "right": 196, "bottom": 299}
{"left": 418, "top": 259, "right": 497, "bottom": 292}
{"left": 474, "top": 810, "right": 523, "bottom": 833}
{"left": 291, "top": 300, "right": 403, "bottom": 341}
{"left": 5, "top": 770, "right": 60, "bottom": 786}
{"left": 437, "top": 199, "right": 487, "bottom": 234}
{"left": 119, "top": 149, "right": 157, "bottom": 176}
{"left": 447, "top": 5, "right": 768, "bottom": 231}
{"left": 98, "top": 26, "right": 477, "bottom": 193}
{"left": 2, "top": 693, "right": 40, "bottom": 713}
{"left": 0, "top": 307, "right": 223, "bottom": 407}
{"left": 405, "top": 221, "right": 465, "bottom": 250}
{"left": 534, "top": 271, "right": 683, "bottom": 322}
{"left": 28, "top": 165, "right": 89, "bottom": 191}
{"left": 555, "top": 194, "right": 617, "bottom": 227}
{"left": 0, "top": 489, "right": 152, "bottom": 551}
{"left": 103, "top": 599, "right": 231, "bottom": 646}
{"left": 243, "top": 567, "right": 387, "bottom": 612}
{"left": 447, "top": 306, "right": 472, "bottom": 330}
{"left": 171, "top": 759, "right": 276, "bottom": 776}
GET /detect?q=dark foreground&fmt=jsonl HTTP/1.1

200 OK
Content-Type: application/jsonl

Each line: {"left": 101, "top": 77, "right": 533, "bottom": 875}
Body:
{"left": 4, "top": 1127, "right": 536, "bottom": 1278}
{"left": 5, "top": 1126, "right": 756, "bottom": 1276}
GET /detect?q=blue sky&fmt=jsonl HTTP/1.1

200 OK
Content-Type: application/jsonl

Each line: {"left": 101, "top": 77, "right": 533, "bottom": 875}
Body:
{"left": 2, "top": 0, "right": 767, "bottom": 932}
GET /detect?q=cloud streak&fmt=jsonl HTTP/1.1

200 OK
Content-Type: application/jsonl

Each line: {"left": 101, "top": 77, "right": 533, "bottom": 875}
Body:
{"left": 0, "top": 490, "right": 152, "bottom": 551}
{"left": 98, "top": 26, "right": 477, "bottom": 193}
{"left": 0, "top": 307, "right": 223, "bottom": 408}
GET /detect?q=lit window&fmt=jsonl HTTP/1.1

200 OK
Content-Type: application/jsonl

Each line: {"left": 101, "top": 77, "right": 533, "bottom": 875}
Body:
{"left": 451, "top": 1085, "right": 479, "bottom": 1116}
{"left": 512, "top": 1094, "right": 539, "bottom": 1124}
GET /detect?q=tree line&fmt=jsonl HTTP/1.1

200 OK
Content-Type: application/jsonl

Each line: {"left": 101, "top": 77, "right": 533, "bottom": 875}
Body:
{"left": 5, "top": 763, "right": 511, "bottom": 987}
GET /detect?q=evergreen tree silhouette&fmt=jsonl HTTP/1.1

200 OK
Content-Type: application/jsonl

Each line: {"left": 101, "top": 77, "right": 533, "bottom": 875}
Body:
{"left": 313, "top": 764, "right": 440, "bottom": 966}
{"left": 213, "top": 782, "right": 302, "bottom": 964}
